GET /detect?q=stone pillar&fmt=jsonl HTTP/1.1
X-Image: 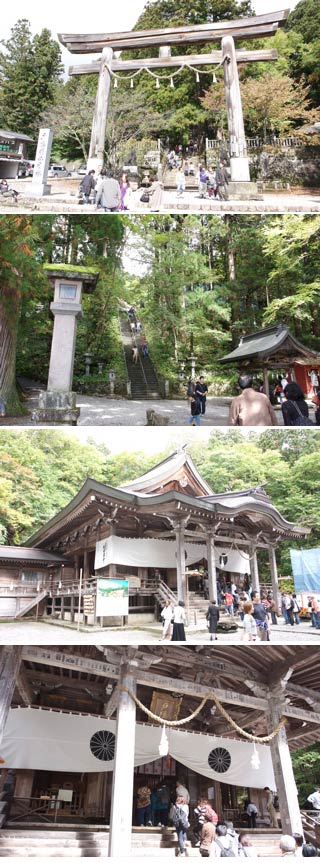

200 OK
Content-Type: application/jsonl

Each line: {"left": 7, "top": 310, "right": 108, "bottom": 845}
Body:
{"left": 29, "top": 128, "right": 53, "bottom": 197}
{"left": 268, "top": 687, "right": 303, "bottom": 835}
{"left": 269, "top": 545, "right": 281, "bottom": 613}
{"left": 222, "top": 35, "right": 250, "bottom": 183}
{"left": 48, "top": 301, "right": 82, "bottom": 393}
{"left": 0, "top": 648, "right": 22, "bottom": 743}
{"left": 250, "top": 545, "right": 260, "bottom": 596}
{"left": 175, "top": 522, "right": 187, "bottom": 605}
{"left": 88, "top": 47, "right": 113, "bottom": 175}
{"left": 109, "top": 665, "right": 136, "bottom": 857}
{"left": 206, "top": 531, "right": 217, "bottom": 602}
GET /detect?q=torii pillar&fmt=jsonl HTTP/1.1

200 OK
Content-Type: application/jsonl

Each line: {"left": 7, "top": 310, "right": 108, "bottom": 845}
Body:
{"left": 87, "top": 47, "right": 113, "bottom": 175}
{"left": 222, "top": 36, "right": 260, "bottom": 198}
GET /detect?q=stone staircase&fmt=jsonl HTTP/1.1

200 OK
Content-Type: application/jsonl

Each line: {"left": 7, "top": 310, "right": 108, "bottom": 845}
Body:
{"left": 119, "top": 312, "right": 160, "bottom": 400}
{"left": 0, "top": 826, "right": 282, "bottom": 857}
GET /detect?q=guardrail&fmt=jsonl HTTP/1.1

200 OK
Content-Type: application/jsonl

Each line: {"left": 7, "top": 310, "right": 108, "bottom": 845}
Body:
{"left": 206, "top": 135, "right": 303, "bottom": 151}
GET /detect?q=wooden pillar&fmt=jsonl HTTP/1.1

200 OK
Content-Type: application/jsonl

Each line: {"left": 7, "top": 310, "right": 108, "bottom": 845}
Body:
{"left": 263, "top": 367, "right": 270, "bottom": 398}
{"left": 88, "top": 47, "right": 113, "bottom": 174}
{"left": 83, "top": 549, "right": 89, "bottom": 587}
{"left": 268, "top": 688, "right": 303, "bottom": 835}
{"left": 222, "top": 35, "right": 250, "bottom": 183}
{"left": 108, "top": 665, "right": 136, "bottom": 857}
{"left": 14, "top": 770, "right": 34, "bottom": 801}
{"left": 175, "top": 522, "right": 187, "bottom": 605}
{"left": 60, "top": 596, "right": 64, "bottom": 620}
{"left": 0, "top": 647, "right": 22, "bottom": 743}
{"left": 70, "top": 593, "right": 75, "bottom": 622}
{"left": 269, "top": 545, "right": 280, "bottom": 613}
{"left": 250, "top": 545, "right": 260, "bottom": 596}
{"left": 206, "top": 531, "right": 217, "bottom": 602}
{"left": 108, "top": 523, "right": 117, "bottom": 579}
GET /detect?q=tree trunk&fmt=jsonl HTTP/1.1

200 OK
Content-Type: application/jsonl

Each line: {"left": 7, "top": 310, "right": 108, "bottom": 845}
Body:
{"left": 0, "top": 288, "right": 23, "bottom": 414}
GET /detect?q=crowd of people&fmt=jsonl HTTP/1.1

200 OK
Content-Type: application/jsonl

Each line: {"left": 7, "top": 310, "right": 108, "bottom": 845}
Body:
{"left": 229, "top": 375, "right": 320, "bottom": 427}
{"left": 160, "top": 577, "right": 319, "bottom": 642}
{"left": 135, "top": 780, "right": 319, "bottom": 856}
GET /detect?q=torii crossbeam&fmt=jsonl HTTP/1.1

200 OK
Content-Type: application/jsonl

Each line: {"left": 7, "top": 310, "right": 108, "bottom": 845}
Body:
{"left": 59, "top": 10, "right": 289, "bottom": 185}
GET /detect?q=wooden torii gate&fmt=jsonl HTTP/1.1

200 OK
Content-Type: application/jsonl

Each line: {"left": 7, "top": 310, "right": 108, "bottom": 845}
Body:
{"left": 59, "top": 10, "right": 289, "bottom": 187}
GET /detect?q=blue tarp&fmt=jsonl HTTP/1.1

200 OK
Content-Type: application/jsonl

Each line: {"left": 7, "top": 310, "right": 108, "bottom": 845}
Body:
{"left": 290, "top": 548, "right": 320, "bottom": 593}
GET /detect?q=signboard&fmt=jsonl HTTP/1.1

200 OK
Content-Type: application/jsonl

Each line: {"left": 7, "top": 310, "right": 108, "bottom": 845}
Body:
{"left": 96, "top": 578, "right": 129, "bottom": 617}
{"left": 83, "top": 594, "right": 95, "bottom": 615}
{"left": 30, "top": 127, "right": 53, "bottom": 196}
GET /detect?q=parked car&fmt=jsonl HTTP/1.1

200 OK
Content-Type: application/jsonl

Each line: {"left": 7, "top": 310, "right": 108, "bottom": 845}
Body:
{"left": 48, "top": 164, "right": 71, "bottom": 179}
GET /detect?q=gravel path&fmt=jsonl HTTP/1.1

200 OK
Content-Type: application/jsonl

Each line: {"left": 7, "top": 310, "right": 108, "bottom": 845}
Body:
{"left": 0, "top": 619, "right": 317, "bottom": 645}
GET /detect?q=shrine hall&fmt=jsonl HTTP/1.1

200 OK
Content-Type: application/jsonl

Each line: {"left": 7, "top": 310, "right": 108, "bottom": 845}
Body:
{"left": 0, "top": 645, "right": 319, "bottom": 856}
{"left": 0, "top": 449, "right": 310, "bottom": 624}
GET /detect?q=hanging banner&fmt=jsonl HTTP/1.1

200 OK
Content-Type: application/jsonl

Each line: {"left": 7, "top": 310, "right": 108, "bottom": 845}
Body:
{"left": 1, "top": 709, "right": 275, "bottom": 789}
{"left": 290, "top": 548, "right": 320, "bottom": 593}
{"left": 94, "top": 536, "right": 249, "bottom": 574}
{"left": 96, "top": 578, "right": 129, "bottom": 617}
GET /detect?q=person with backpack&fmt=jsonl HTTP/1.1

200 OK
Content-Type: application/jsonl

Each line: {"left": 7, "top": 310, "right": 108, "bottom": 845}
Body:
{"left": 282, "top": 382, "right": 315, "bottom": 426}
{"left": 213, "top": 822, "right": 236, "bottom": 856}
{"left": 171, "top": 795, "right": 189, "bottom": 856}
{"left": 194, "top": 798, "right": 208, "bottom": 846}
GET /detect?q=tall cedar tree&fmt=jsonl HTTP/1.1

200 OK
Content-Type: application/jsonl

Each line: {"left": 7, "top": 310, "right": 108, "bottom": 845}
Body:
{"left": 0, "top": 20, "right": 63, "bottom": 138}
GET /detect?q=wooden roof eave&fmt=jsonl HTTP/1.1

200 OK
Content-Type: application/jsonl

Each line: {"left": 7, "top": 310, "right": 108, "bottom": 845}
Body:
{"left": 25, "top": 478, "right": 309, "bottom": 549}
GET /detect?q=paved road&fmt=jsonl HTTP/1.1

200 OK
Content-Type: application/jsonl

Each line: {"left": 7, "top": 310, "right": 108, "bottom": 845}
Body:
{"left": 0, "top": 619, "right": 317, "bottom": 645}
{"left": 1, "top": 181, "right": 320, "bottom": 213}
{"left": 76, "top": 396, "right": 231, "bottom": 426}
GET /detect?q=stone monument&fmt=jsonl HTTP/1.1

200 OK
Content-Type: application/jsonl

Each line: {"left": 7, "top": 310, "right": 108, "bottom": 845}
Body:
{"left": 29, "top": 128, "right": 53, "bottom": 197}
{"left": 32, "top": 265, "right": 99, "bottom": 425}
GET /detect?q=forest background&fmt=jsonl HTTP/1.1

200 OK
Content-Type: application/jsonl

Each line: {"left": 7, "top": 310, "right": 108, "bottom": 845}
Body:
{"left": 0, "top": 0, "right": 319, "bottom": 163}
{"left": 0, "top": 213, "right": 319, "bottom": 412}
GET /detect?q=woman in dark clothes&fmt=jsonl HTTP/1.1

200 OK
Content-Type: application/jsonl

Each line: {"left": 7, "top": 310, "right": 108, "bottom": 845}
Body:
{"left": 171, "top": 600, "right": 187, "bottom": 641}
{"left": 206, "top": 601, "right": 220, "bottom": 641}
{"left": 281, "top": 382, "right": 310, "bottom": 426}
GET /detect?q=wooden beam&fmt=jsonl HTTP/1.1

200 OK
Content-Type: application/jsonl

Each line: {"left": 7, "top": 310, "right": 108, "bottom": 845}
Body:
{"left": 286, "top": 683, "right": 320, "bottom": 708}
{"left": 62, "top": 24, "right": 279, "bottom": 54}
{"left": 59, "top": 10, "right": 289, "bottom": 52}
{"left": 21, "top": 648, "right": 268, "bottom": 711}
{"left": 70, "top": 48, "right": 278, "bottom": 76}
{"left": 15, "top": 669, "right": 33, "bottom": 706}
{"left": 283, "top": 705, "right": 320, "bottom": 726}
{"left": 104, "top": 686, "right": 120, "bottom": 719}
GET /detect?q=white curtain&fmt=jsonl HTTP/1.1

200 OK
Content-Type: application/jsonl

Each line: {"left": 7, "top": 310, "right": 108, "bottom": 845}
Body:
{"left": 95, "top": 536, "right": 249, "bottom": 574}
{"left": 1, "top": 709, "right": 275, "bottom": 789}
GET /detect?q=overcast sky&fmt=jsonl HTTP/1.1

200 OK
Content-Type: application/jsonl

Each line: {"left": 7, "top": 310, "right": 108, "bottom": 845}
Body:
{"left": 2, "top": 0, "right": 299, "bottom": 71}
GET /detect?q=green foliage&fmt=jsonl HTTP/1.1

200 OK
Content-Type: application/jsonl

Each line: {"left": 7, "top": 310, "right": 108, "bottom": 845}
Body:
{"left": 0, "top": 19, "right": 63, "bottom": 139}
{"left": 292, "top": 744, "right": 320, "bottom": 806}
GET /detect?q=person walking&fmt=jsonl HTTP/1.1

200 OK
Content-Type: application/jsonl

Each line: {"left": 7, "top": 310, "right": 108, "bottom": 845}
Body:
{"left": 225, "top": 590, "right": 234, "bottom": 618}
{"left": 215, "top": 162, "right": 229, "bottom": 200}
{"left": 171, "top": 796, "right": 189, "bottom": 857}
{"left": 148, "top": 176, "right": 164, "bottom": 211}
{"left": 292, "top": 594, "right": 301, "bottom": 625}
{"left": 193, "top": 798, "right": 208, "bottom": 846}
{"left": 79, "top": 169, "right": 95, "bottom": 203}
{"left": 264, "top": 787, "right": 278, "bottom": 828}
{"left": 229, "top": 375, "right": 278, "bottom": 426}
{"left": 120, "top": 174, "right": 132, "bottom": 210}
{"left": 195, "top": 376, "right": 208, "bottom": 415}
{"left": 176, "top": 166, "right": 186, "bottom": 198}
{"left": 160, "top": 599, "right": 173, "bottom": 640}
{"left": 253, "top": 596, "right": 269, "bottom": 641}
{"left": 241, "top": 601, "right": 257, "bottom": 642}
{"left": 188, "top": 394, "right": 201, "bottom": 426}
{"left": 199, "top": 814, "right": 216, "bottom": 857}
{"left": 198, "top": 165, "right": 208, "bottom": 198}
{"left": 95, "top": 168, "right": 121, "bottom": 211}
{"left": 132, "top": 344, "right": 138, "bottom": 364}
{"left": 171, "top": 600, "right": 187, "bottom": 641}
{"left": 206, "top": 600, "right": 219, "bottom": 640}
{"left": 282, "top": 382, "right": 314, "bottom": 426}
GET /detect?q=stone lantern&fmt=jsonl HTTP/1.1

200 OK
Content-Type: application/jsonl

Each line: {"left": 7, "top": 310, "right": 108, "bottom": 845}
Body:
{"left": 33, "top": 265, "right": 99, "bottom": 425}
